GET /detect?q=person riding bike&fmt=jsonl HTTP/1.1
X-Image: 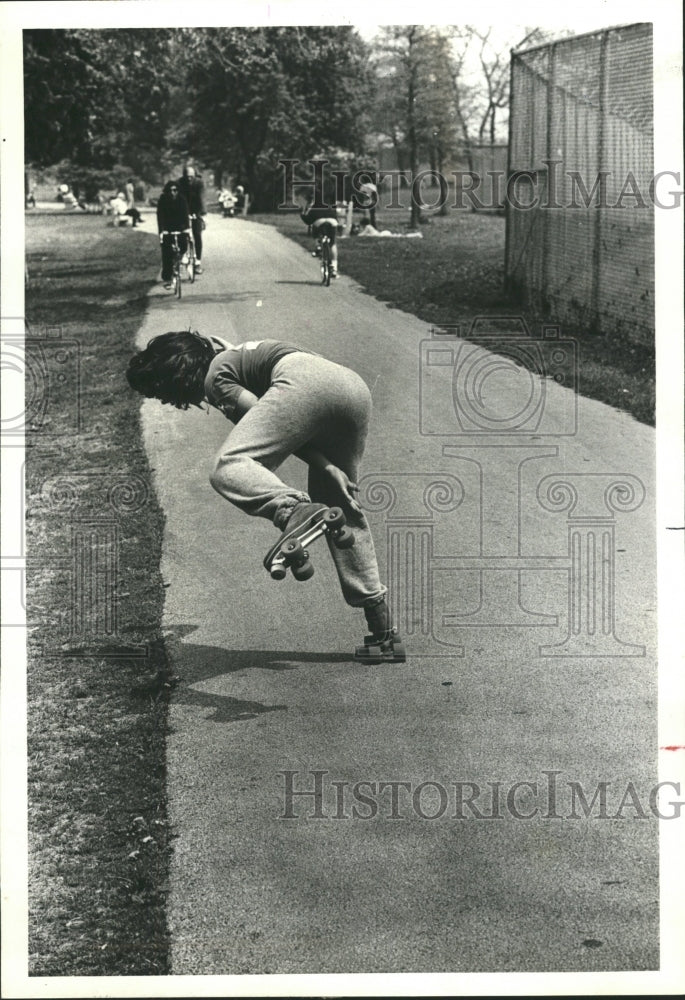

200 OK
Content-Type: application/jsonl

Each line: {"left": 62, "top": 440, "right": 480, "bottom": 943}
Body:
{"left": 177, "top": 165, "right": 207, "bottom": 273}
{"left": 300, "top": 198, "right": 340, "bottom": 278}
{"left": 156, "top": 180, "right": 191, "bottom": 289}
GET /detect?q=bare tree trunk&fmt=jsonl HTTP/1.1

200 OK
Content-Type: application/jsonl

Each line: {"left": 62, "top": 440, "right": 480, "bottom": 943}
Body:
{"left": 438, "top": 149, "right": 449, "bottom": 215}
{"left": 407, "top": 29, "right": 421, "bottom": 230}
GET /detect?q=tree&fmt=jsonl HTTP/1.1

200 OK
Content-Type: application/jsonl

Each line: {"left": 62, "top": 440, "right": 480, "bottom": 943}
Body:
{"left": 419, "top": 30, "right": 459, "bottom": 214}
{"left": 24, "top": 29, "right": 178, "bottom": 177}
{"left": 445, "top": 25, "right": 572, "bottom": 160}
{"left": 371, "top": 26, "right": 460, "bottom": 226}
{"left": 175, "top": 26, "right": 373, "bottom": 210}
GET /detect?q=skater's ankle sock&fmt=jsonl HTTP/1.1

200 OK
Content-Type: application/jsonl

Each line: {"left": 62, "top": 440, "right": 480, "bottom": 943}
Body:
{"left": 364, "top": 598, "right": 393, "bottom": 636}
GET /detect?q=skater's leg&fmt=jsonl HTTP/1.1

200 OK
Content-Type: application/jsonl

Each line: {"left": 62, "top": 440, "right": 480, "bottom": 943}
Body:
{"left": 211, "top": 353, "right": 388, "bottom": 604}
{"left": 210, "top": 353, "right": 352, "bottom": 527}
{"left": 308, "top": 427, "right": 404, "bottom": 660}
{"left": 304, "top": 370, "right": 387, "bottom": 608}
{"left": 209, "top": 387, "right": 312, "bottom": 525}
{"left": 307, "top": 445, "right": 386, "bottom": 608}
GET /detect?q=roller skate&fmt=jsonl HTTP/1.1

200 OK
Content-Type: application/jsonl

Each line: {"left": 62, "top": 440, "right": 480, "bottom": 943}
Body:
{"left": 264, "top": 501, "right": 355, "bottom": 581}
{"left": 354, "top": 598, "right": 406, "bottom": 663}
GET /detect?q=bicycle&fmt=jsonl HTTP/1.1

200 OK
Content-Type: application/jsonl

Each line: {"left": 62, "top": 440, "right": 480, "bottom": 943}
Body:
{"left": 161, "top": 230, "right": 188, "bottom": 299}
{"left": 184, "top": 234, "right": 197, "bottom": 283}
{"left": 320, "top": 234, "right": 332, "bottom": 287}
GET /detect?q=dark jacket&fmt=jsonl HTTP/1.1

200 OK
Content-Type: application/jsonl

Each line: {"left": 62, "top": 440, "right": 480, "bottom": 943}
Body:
{"left": 157, "top": 192, "right": 190, "bottom": 233}
{"left": 301, "top": 203, "right": 337, "bottom": 225}
{"left": 178, "top": 176, "right": 206, "bottom": 216}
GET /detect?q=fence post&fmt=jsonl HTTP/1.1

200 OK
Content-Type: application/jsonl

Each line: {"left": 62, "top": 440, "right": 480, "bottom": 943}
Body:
{"left": 591, "top": 31, "right": 610, "bottom": 331}
{"left": 542, "top": 43, "right": 558, "bottom": 299}
{"left": 503, "top": 50, "right": 515, "bottom": 292}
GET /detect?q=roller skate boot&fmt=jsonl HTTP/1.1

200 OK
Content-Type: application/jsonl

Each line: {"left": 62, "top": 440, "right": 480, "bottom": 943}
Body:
{"left": 355, "top": 598, "right": 406, "bottom": 663}
{"left": 264, "top": 501, "right": 354, "bottom": 581}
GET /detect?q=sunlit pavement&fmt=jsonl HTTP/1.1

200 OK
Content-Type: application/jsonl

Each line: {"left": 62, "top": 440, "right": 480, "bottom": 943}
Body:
{"left": 135, "top": 218, "right": 658, "bottom": 974}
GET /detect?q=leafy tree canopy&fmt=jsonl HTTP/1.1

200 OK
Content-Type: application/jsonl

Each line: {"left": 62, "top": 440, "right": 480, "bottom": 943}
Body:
{"left": 174, "top": 26, "right": 373, "bottom": 208}
{"left": 24, "top": 28, "right": 177, "bottom": 177}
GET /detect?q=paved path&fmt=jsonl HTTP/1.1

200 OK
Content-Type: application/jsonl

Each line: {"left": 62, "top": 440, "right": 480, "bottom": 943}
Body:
{"left": 135, "top": 217, "right": 658, "bottom": 974}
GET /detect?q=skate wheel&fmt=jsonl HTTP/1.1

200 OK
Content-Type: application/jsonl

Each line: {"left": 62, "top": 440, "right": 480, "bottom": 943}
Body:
{"left": 323, "top": 507, "right": 345, "bottom": 530}
{"left": 282, "top": 538, "right": 304, "bottom": 565}
{"left": 292, "top": 560, "right": 314, "bottom": 581}
{"left": 333, "top": 526, "right": 354, "bottom": 549}
{"left": 270, "top": 564, "right": 287, "bottom": 581}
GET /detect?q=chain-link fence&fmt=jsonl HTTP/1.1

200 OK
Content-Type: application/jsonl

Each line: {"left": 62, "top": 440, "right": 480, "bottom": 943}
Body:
{"left": 505, "top": 24, "right": 654, "bottom": 344}
{"left": 470, "top": 144, "right": 508, "bottom": 212}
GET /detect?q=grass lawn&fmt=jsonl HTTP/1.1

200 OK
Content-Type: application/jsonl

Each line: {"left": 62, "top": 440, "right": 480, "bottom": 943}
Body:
{"left": 24, "top": 214, "right": 172, "bottom": 975}
{"left": 253, "top": 203, "right": 655, "bottom": 426}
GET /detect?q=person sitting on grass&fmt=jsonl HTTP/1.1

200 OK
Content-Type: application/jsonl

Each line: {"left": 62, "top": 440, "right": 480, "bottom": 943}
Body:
{"left": 109, "top": 191, "right": 144, "bottom": 228}
{"left": 300, "top": 197, "right": 339, "bottom": 277}
{"left": 125, "top": 330, "right": 405, "bottom": 663}
{"left": 156, "top": 181, "right": 191, "bottom": 289}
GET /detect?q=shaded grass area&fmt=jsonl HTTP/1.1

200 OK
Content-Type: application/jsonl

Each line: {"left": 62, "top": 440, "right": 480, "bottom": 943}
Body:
{"left": 256, "top": 206, "right": 655, "bottom": 426}
{"left": 25, "top": 215, "right": 172, "bottom": 975}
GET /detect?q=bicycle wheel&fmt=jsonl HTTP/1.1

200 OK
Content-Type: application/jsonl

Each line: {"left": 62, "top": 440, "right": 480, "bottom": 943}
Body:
{"left": 321, "top": 240, "right": 331, "bottom": 287}
{"left": 173, "top": 262, "right": 182, "bottom": 299}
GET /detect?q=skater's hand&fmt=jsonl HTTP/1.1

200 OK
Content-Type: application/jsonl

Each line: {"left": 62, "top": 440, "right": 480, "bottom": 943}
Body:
{"left": 325, "top": 465, "right": 362, "bottom": 514}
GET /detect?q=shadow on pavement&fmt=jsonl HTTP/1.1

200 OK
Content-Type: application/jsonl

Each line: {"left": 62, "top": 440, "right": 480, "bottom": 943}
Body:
{"left": 157, "top": 628, "right": 352, "bottom": 723}
{"left": 175, "top": 685, "right": 287, "bottom": 724}
{"left": 151, "top": 289, "right": 265, "bottom": 304}
{"left": 274, "top": 280, "right": 323, "bottom": 286}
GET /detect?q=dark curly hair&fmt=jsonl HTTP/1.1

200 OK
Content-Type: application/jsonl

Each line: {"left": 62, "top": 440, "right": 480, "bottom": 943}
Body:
{"left": 126, "top": 330, "right": 216, "bottom": 409}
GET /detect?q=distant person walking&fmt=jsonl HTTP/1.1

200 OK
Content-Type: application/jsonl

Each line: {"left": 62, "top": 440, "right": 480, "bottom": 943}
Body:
{"left": 178, "top": 165, "right": 207, "bottom": 273}
{"left": 125, "top": 178, "right": 136, "bottom": 210}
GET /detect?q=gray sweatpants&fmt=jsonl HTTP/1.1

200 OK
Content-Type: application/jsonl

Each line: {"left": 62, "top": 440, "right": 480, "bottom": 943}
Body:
{"left": 209, "top": 352, "right": 386, "bottom": 608}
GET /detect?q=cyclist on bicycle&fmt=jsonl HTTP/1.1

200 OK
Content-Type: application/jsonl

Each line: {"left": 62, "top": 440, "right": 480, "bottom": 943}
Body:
{"left": 178, "top": 165, "right": 207, "bottom": 273}
{"left": 300, "top": 197, "right": 339, "bottom": 278}
{"left": 156, "top": 180, "right": 191, "bottom": 289}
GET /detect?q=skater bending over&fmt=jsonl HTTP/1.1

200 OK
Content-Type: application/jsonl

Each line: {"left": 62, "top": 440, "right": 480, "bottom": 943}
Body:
{"left": 126, "top": 332, "right": 404, "bottom": 662}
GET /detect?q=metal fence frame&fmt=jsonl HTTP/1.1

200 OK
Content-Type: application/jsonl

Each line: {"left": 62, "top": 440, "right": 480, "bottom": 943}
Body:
{"left": 505, "top": 23, "right": 654, "bottom": 344}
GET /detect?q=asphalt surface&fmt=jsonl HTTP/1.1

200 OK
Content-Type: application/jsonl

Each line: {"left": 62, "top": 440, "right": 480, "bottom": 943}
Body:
{"left": 134, "top": 216, "right": 658, "bottom": 974}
